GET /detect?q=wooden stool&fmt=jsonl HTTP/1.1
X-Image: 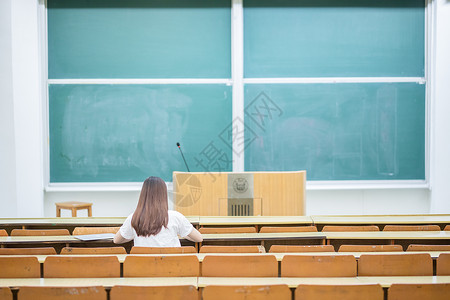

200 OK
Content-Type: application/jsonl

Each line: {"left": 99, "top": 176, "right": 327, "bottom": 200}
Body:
{"left": 55, "top": 201, "right": 92, "bottom": 217}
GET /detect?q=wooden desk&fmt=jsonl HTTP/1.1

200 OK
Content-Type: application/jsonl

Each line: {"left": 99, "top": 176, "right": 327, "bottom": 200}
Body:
{"left": 198, "top": 277, "right": 361, "bottom": 288}
{"left": 0, "top": 277, "right": 198, "bottom": 288}
{"left": 356, "top": 276, "right": 450, "bottom": 288}
{"left": 1, "top": 215, "right": 450, "bottom": 232}
{"left": 312, "top": 214, "right": 450, "bottom": 230}
{"left": 1, "top": 276, "right": 449, "bottom": 290}
{"left": 324, "top": 231, "right": 450, "bottom": 249}
{"left": 198, "top": 276, "right": 450, "bottom": 288}
{"left": 201, "top": 232, "right": 326, "bottom": 251}
{"left": 0, "top": 236, "right": 84, "bottom": 244}
{"left": 198, "top": 216, "right": 313, "bottom": 228}
{"left": 201, "top": 232, "right": 325, "bottom": 242}
{"left": 4, "top": 231, "right": 449, "bottom": 252}
{"left": 325, "top": 231, "right": 450, "bottom": 240}
{"left": 0, "top": 216, "right": 200, "bottom": 231}
{"left": 0, "top": 235, "right": 121, "bottom": 253}
{"left": 6, "top": 251, "right": 450, "bottom": 264}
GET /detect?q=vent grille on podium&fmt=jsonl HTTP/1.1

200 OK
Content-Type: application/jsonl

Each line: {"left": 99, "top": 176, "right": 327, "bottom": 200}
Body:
{"left": 228, "top": 198, "right": 253, "bottom": 216}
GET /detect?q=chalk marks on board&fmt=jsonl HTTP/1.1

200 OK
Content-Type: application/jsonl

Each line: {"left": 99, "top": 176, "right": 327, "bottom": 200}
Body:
{"left": 244, "top": 83, "right": 425, "bottom": 180}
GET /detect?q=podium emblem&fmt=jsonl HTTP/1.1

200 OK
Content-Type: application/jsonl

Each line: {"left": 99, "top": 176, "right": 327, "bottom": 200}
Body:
{"left": 232, "top": 178, "right": 249, "bottom": 194}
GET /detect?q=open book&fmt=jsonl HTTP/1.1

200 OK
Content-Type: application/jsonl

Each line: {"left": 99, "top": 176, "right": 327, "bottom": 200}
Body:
{"left": 73, "top": 233, "right": 115, "bottom": 241}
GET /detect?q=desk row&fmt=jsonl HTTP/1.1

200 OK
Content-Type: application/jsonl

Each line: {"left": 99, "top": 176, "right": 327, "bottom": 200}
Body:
{"left": 3, "top": 225, "right": 450, "bottom": 236}
{"left": 2, "top": 214, "right": 450, "bottom": 230}
{"left": 2, "top": 253, "right": 450, "bottom": 278}
{"left": 4, "top": 244, "right": 450, "bottom": 255}
{"left": 1, "top": 280, "right": 450, "bottom": 300}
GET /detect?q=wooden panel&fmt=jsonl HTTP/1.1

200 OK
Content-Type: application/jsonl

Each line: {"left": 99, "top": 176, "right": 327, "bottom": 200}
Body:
{"left": 199, "top": 246, "right": 263, "bottom": 253}
{"left": 313, "top": 215, "right": 450, "bottom": 225}
{"left": 407, "top": 245, "right": 450, "bottom": 251}
{"left": 18, "top": 286, "right": 106, "bottom": 300}
{"left": 437, "top": 253, "right": 450, "bottom": 276}
{"left": 0, "top": 257, "right": 40, "bottom": 278}
{"left": 72, "top": 227, "right": 119, "bottom": 235}
{"left": 281, "top": 255, "right": 356, "bottom": 277}
{"left": 253, "top": 172, "right": 305, "bottom": 216}
{"left": 322, "top": 225, "right": 379, "bottom": 232}
{"left": 110, "top": 286, "right": 198, "bottom": 300}
{"left": 60, "top": 247, "right": 126, "bottom": 255}
{"left": 130, "top": 246, "right": 197, "bottom": 254}
{"left": 295, "top": 284, "right": 383, "bottom": 300}
{"left": 174, "top": 171, "right": 305, "bottom": 216}
{"left": 203, "top": 285, "right": 291, "bottom": 300}
{"left": 338, "top": 245, "right": 403, "bottom": 252}
{"left": 358, "top": 254, "right": 432, "bottom": 276}
{"left": 383, "top": 225, "right": 441, "bottom": 231}
{"left": 123, "top": 256, "right": 199, "bottom": 277}
{"left": 260, "top": 226, "right": 317, "bottom": 233}
{"left": 199, "top": 227, "right": 256, "bottom": 234}
{"left": 11, "top": 229, "right": 70, "bottom": 236}
{"left": 0, "top": 248, "right": 56, "bottom": 255}
{"left": 174, "top": 172, "right": 227, "bottom": 216}
{"left": 201, "top": 255, "right": 278, "bottom": 277}
{"left": 388, "top": 283, "right": 450, "bottom": 300}
{"left": 43, "top": 256, "right": 120, "bottom": 278}
{"left": 269, "top": 245, "right": 334, "bottom": 253}
{"left": 0, "top": 287, "right": 12, "bottom": 300}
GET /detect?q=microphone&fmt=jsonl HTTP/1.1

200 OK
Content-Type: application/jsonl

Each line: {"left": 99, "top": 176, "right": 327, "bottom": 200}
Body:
{"left": 176, "top": 142, "right": 190, "bottom": 172}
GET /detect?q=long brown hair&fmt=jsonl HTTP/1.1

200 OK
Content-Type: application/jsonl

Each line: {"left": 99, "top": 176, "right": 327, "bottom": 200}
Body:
{"left": 131, "top": 176, "right": 168, "bottom": 236}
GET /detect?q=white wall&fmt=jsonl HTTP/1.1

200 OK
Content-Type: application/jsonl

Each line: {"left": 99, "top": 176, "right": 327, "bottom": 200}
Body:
{"left": 0, "top": 0, "right": 44, "bottom": 217}
{"left": 430, "top": 0, "right": 450, "bottom": 213}
{"left": 2, "top": 0, "right": 449, "bottom": 217}
{"left": 0, "top": 0, "right": 18, "bottom": 217}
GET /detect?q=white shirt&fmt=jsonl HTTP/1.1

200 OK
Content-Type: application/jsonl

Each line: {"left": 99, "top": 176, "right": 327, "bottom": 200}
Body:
{"left": 119, "top": 210, "right": 194, "bottom": 247}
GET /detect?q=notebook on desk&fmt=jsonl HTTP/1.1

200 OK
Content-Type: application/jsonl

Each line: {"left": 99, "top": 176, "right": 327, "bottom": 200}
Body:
{"left": 74, "top": 233, "right": 115, "bottom": 241}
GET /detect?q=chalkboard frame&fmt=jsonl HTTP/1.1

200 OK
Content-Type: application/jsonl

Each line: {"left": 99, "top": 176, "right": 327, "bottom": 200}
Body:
{"left": 44, "top": 0, "right": 429, "bottom": 189}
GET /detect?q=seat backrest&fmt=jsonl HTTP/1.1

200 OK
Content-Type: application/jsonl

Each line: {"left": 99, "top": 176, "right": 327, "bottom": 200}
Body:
{"left": 199, "top": 246, "right": 263, "bottom": 253}
{"left": 202, "top": 255, "right": 278, "bottom": 277}
{"left": 72, "top": 227, "right": 120, "bottom": 235}
{"left": 444, "top": 225, "right": 450, "bottom": 231}
{"left": 295, "top": 284, "right": 384, "bottom": 300}
{"left": 437, "top": 253, "right": 450, "bottom": 275}
{"left": 202, "top": 285, "right": 291, "bottom": 300}
{"left": 123, "top": 255, "right": 199, "bottom": 277}
{"left": 259, "top": 226, "right": 318, "bottom": 233}
{"left": 269, "top": 245, "right": 335, "bottom": 253}
{"left": 322, "top": 225, "right": 379, "bottom": 232}
{"left": 0, "top": 230, "right": 7, "bottom": 237}
{"left": 11, "top": 229, "right": 70, "bottom": 236}
{"left": 0, "top": 287, "right": 12, "bottom": 300}
{"left": 110, "top": 286, "right": 197, "bottom": 300}
{"left": 358, "top": 253, "right": 433, "bottom": 276}
{"left": 383, "top": 225, "right": 441, "bottom": 231}
{"left": 407, "top": 244, "right": 450, "bottom": 251}
{"left": 388, "top": 284, "right": 450, "bottom": 300}
{"left": 17, "top": 286, "right": 106, "bottom": 300}
{"left": 60, "top": 247, "right": 126, "bottom": 254}
{"left": 338, "top": 245, "right": 403, "bottom": 252}
{"left": 0, "top": 247, "right": 57, "bottom": 255}
{"left": 130, "top": 246, "right": 196, "bottom": 254}
{"left": 43, "top": 256, "right": 120, "bottom": 278}
{"left": 199, "top": 227, "right": 257, "bottom": 234}
{"left": 281, "top": 255, "right": 356, "bottom": 277}
{"left": 0, "top": 257, "right": 40, "bottom": 278}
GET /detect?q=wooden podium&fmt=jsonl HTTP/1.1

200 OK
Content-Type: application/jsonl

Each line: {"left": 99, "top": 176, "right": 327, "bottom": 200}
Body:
{"left": 173, "top": 171, "right": 306, "bottom": 216}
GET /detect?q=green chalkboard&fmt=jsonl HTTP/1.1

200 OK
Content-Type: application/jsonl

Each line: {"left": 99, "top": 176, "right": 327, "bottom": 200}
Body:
{"left": 244, "top": 0, "right": 424, "bottom": 77}
{"left": 49, "top": 84, "right": 232, "bottom": 182}
{"left": 47, "top": 0, "right": 231, "bottom": 79}
{"left": 244, "top": 83, "right": 425, "bottom": 180}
